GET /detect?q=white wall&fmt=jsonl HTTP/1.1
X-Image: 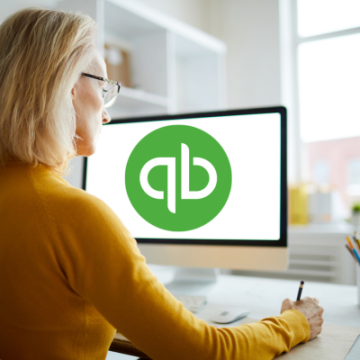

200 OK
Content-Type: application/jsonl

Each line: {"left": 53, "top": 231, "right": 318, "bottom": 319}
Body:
{"left": 205, "top": 0, "right": 282, "bottom": 109}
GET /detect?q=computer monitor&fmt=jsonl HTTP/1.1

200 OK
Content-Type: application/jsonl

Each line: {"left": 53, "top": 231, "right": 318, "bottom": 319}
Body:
{"left": 83, "top": 107, "right": 288, "bottom": 275}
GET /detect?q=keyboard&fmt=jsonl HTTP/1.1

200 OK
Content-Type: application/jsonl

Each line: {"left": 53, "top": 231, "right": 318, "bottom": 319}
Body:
{"left": 174, "top": 295, "right": 207, "bottom": 313}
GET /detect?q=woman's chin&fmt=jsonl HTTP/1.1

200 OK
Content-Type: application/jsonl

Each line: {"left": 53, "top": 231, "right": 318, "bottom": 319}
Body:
{"left": 76, "top": 143, "right": 96, "bottom": 157}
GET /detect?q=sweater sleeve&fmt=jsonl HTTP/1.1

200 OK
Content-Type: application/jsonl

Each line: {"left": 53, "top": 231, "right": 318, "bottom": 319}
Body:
{"left": 51, "top": 190, "right": 310, "bottom": 360}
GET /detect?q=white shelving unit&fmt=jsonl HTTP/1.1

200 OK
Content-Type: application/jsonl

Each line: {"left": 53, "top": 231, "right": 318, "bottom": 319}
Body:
{"left": 57, "top": 0, "right": 227, "bottom": 119}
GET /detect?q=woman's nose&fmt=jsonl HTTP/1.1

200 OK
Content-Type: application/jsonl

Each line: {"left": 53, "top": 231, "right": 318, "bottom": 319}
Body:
{"left": 102, "top": 108, "right": 111, "bottom": 124}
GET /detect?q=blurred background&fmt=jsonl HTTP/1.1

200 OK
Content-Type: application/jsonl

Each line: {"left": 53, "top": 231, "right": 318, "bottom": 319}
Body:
{"left": 2, "top": 0, "right": 360, "bottom": 286}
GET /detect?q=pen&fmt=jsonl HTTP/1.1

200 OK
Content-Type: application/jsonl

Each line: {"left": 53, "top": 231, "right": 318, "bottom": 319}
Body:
{"left": 296, "top": 280, "right": 304, "bottom": 301}
{"left": 345, "top": 244, "right": 357, "bottom": 262}
{"left": 353, "top": 236, "right": 360, "bottom": 252}
{"left": 346, "top": 236, "right": 355, "bottom": 251}
{"left": 352, "top": 247, "right": 360, "bottom": 265}
{"left": 354, "top": 232, "right": 360, "bottom": 249}
{"left": 354, "top": 236, "right": 360, "bottom": 252}
{"left": 346, "top": 236, "right": 360, "bottom": 265}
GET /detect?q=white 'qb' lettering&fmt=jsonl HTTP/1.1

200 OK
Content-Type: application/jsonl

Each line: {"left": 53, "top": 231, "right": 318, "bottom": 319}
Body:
{"left": 140, "top": 144, "right": 217, "bottom": 213}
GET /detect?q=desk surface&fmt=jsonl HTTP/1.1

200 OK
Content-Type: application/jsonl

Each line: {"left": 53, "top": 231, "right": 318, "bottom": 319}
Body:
{"left": 149, "top": 265, "right": 360, "bottom": 328}
{"left": 107, "top": 267, "right": 360, "bottom": 359}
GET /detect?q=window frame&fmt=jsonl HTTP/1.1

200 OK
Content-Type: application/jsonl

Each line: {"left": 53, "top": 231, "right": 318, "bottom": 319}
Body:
{"left": 281, "top": 0, "right": 360, "bottom": 184}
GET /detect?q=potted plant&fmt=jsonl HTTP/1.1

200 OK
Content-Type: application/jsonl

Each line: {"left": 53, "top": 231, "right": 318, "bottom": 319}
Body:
{"left": 351, "top": 203, "right": 360, "bottom": 227}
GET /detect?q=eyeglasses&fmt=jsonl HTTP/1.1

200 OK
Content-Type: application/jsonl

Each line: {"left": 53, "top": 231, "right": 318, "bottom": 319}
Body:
{"left": 81, "top": 72, "right": 121, "bottom": 108}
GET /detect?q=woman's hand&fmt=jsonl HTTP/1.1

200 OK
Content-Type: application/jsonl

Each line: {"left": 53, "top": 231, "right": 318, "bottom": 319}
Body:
{"left": 281, "top": 297, "right": 324, "bottom": 340}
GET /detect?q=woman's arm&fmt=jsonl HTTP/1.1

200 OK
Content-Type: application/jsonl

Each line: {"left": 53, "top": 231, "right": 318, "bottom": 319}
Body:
{"left": 53, "top": 190, "right": 310, "bottom": 360}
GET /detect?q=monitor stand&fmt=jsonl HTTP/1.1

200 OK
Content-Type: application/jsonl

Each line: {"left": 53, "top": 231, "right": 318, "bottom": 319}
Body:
{"left": 165, "top": 267, "right": 219, "bottom": 296}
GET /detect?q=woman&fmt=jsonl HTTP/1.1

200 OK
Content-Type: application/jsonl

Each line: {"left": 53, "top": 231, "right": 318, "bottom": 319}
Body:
{"left": 0, "top": 8, "right": 323, "bottom": 360}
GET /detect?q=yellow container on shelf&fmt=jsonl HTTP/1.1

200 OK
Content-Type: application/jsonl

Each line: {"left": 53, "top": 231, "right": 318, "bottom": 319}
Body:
{"left": 288, "top": 184, "right": 308, "bottom": 225}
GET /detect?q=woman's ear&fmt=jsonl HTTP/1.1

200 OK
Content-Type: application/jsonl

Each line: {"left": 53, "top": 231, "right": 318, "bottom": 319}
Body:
{"left": 71, "top": 87, "right": 75, "bottom": 99}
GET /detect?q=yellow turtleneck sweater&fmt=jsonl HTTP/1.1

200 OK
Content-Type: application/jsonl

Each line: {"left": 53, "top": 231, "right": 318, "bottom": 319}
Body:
{"left": 0, "top": 161, "right": 310, "bottom": 360}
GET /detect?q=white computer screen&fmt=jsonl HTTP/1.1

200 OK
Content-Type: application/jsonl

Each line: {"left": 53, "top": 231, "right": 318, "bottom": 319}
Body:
{"left": 86, "top": 112, "right": 281, "bottom": 241}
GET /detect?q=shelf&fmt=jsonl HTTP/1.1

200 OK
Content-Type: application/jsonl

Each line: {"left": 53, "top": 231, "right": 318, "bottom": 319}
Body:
{"left": 108, "top": 86, "right": 170, "bottom": 119}
{"left": 120, "top": 86, "right": 168, "bottom": 107}
{"left": 105, "top": 0, "right": 226, "bottom": 53}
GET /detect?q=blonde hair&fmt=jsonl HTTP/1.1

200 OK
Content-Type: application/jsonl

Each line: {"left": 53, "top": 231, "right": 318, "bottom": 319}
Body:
{"left": 0, "top": 7, "right": 97, "bottom": 172}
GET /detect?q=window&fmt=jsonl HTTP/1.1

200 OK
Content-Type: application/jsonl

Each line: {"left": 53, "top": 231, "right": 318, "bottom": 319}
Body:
{"left": 297, "top": 0, "right": 360, "bottom": 37}
{"left": 299, "top": 33, "right": 360, "bottom": 142}
{"left": 313, "top": 161, "right": 329, "bottom": 186}
{"left": 348, "top": 159, "right": 360, "bottom": 196}
{"left": 288, "top": 0, "right": 360, "bottom": 216}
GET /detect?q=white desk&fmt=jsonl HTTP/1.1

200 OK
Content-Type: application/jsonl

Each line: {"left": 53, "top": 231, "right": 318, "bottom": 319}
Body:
{"left": 107, "top": 268, "right": 360, "bottom": 360}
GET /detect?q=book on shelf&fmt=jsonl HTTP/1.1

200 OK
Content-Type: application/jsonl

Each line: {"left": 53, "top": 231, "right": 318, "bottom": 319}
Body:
{"left": 104, "top": 43, "right": 132, "bottom": 88}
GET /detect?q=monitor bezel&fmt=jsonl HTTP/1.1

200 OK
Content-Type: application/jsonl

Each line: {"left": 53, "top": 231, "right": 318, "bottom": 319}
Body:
{"left": 83, "top": 106, "right": 287, "bottom": 248}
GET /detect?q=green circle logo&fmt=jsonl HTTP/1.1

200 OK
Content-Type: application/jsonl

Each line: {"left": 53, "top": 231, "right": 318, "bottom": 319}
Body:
{"left": 125, "top": 125, "right": 232, "bottom": 231}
